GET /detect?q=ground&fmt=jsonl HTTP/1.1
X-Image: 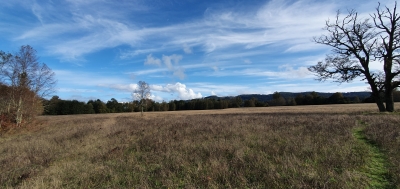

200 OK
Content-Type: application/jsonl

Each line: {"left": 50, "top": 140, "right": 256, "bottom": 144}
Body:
{"left": 1, "top": 103, "right": 399, "bottom": 188}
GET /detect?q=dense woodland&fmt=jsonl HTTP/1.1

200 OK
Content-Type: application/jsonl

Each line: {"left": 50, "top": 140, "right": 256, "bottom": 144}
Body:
{"left": 42, "top": 91, "right": 400, "bottom": 115}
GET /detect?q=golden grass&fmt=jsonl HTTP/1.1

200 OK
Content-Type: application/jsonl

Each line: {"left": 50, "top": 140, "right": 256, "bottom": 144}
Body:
{"left": 1, "top": 103, "right": 399, "bottom": 188}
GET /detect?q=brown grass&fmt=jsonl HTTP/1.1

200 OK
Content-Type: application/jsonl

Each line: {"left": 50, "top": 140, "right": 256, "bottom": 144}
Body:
{"left": 0, "top": 103, "right": 399, "bottom": 188}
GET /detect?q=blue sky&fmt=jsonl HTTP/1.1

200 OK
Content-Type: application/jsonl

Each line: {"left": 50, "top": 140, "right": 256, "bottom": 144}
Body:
{"left": 0, "top": 0, "right": 393, "bottom": 102}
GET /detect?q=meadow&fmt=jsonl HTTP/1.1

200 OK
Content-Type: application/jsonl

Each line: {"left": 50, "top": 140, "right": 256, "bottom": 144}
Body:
{"left": 1, "top": 103, "right": 399, "bottom": 188}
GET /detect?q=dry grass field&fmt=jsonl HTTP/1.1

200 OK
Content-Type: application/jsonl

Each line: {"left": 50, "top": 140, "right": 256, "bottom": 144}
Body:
{"left": 1, "top": 103, "right": 400, "bottom": 188}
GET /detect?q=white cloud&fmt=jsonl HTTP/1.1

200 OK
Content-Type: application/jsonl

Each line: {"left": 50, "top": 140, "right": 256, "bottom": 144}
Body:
{"left": 143, "top": 54, "right": 186, "bottom": 79}
{"left": 183, "top": 43, "right": 192, "bottom": 54}
{"left": 173, "top": 68, "right": 186, "bottom": 80}
{"left": 369, "top": 60, "right": 383, "bottom": 71}
{"left": 144, "top": 54, "right": 161, "bottom": 66}
{"left": 151, "top": 82, "right": 202, "bottom": 100}
{"left": 277, "top": 65, "right": 312, "bottom": 78}
{"left": 244, "top": 59, "right": 252, "bottom": 64}
{"left": 102, "top": 83, "right": 138, "bottom": 92}
{"left": 119, "top": 48, "right": 160, "bottom": 59}
{"left": 196, "top": 64, "right": 312, "bottom": 79}
{"left": 211, "top": 66, "right": 219, "bottom": 71}
{"left": 189, "top": 82, "right": 253, "bottom": 96}
{"left": 31, "top": 3, "right": 44, "bottom": 24}
{"left": 263, "top": 81, "right": 371, "bottom": 94}
{"left": 162, "top": 54, "right": 182, "bottom": 70}
{"left": 150, "top": 94, "right": 164, "bottom": 102}
{"left": 57, "top": 88, "right": 98, "bottom": 93}
{"left": 284, "top": 43, "right": 324, "bottom": 53}
{"left": 244, "top": 66, "right": 311, "bottom": 79}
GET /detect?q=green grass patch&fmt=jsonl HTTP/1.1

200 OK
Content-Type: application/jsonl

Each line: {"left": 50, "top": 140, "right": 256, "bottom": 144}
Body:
{"left": 353, "top": 121, "right": 394, "bottom": 189}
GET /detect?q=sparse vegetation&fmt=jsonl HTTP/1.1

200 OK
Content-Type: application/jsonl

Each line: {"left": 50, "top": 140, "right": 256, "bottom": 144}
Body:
{"left": 1, "top": 104, "right": 399, "bottom": 188}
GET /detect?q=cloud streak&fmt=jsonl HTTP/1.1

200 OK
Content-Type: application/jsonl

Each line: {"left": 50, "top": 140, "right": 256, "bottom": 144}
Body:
{"left": 143, "top": 54, "right": 186, "bottom": 79}
{"left": 144, "top": 54, "right": 161, "bottom": 66}
{"left": 8, "top": 0, "right": 342, "bottom": 61}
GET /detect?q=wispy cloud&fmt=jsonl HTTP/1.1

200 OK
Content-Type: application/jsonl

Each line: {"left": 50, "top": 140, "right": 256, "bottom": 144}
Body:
{"left": 143, "top": 54, "right": 186, "bottom": 79}
{"left": 163, "top": 54, "right": 182, "bottom": 70}
{"left": 242, "top": 66, "right": 312, "bottom": 79}
{"left": 144, "top": 54, "right": 161, "bottom": 66}
{"left": 193, "top": 64, "right": 312, "bottom": 80}
{"left": 189, "top": 82, "right": 254, "bottom": 96}
{"left": 100, "top": 83, "right": 138, "bottom": 92}
{"left": 9, "top": 0, "right": 341, "bottom": 61}
{"left": 183, "top": 43, "right": 192, "bottom": 54}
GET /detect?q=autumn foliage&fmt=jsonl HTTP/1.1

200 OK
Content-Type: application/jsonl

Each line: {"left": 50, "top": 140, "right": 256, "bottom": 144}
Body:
{"left": 0, "top": 45, "right": 55, "bottom": 130}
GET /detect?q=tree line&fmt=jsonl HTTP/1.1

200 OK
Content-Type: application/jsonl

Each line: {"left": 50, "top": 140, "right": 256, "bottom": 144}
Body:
{"left": 42, "top": 96, "right": 232, "bottom": 115}
{"left": 41, "top": 91, "right": 398, "bottom": 115}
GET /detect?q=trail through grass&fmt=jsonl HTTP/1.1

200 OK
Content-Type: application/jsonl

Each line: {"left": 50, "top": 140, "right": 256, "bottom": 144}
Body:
{"left": 353, "top": 121, "right": 394, "bottom": 189}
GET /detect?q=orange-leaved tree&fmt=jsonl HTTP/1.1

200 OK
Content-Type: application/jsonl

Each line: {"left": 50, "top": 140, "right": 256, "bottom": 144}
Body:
{"left": 0, "top": 45, "right": 56, "bottom": 127}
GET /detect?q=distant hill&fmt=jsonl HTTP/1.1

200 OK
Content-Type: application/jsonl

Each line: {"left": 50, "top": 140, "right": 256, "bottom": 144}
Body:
{"left": 204, "top": 92, "right": 372, "bottom": 102}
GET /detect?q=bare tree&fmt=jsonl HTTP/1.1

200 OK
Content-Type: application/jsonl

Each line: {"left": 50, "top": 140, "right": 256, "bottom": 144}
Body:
{"left": 133, "top": 81, "right": 151, "bottom": 115}
{"left": 371, "top": 2, "right": 400, "bottom": 112}
{"left": 309, "top": 2, "right": 400, "bottom": 112}
{"left": 0, "top": 45, "right": 56, "bottom": 126}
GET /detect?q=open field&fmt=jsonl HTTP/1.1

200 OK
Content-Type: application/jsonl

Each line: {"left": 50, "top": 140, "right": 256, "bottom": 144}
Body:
{"left": 1, "top": 103, "right": 400, "bottom": 188}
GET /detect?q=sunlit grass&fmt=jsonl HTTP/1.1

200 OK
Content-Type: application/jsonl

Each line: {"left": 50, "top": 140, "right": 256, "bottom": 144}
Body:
{"left": 353, "top": 124, "right": 392, "bottom": 189}
{"left": 0, "top": 104, "right": 399, "bottom": 188}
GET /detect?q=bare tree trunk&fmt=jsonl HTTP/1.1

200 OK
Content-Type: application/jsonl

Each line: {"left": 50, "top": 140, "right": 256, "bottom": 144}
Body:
{"left": 376, "top": 98, "right": 386, "bottom": 112}
{"left": 366, "top": 73, "right": 386, "bottom": 112}
{"left": 7, "top": 101, "right": 11, "bottom": 113}
{"left": 372, "top": 91, "right": 386, "bottom": 112}
{"left": 16, "top": 97, "right": 23, "bottom": 127}
{"left": 385, "top": 90, "right": 394, "bottom": 112}
{"left": 383, "top": 55, "right": 395, "bottom": 112}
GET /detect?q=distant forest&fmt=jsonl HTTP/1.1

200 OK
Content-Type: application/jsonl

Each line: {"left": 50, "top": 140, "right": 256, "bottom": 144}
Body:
{"left": 42, "top": 91, "right": 400, "bottom": 115}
